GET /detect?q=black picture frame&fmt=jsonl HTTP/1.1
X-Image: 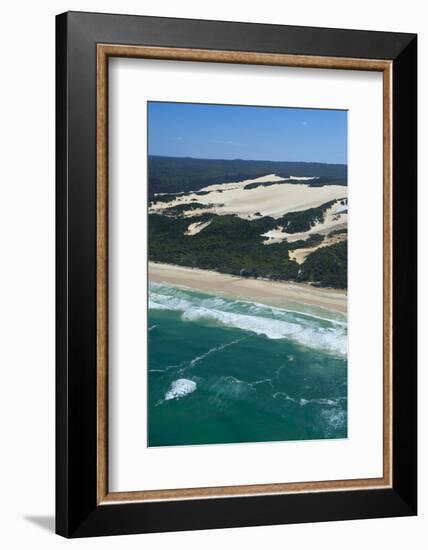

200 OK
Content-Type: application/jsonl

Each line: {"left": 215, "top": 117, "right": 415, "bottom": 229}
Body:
{"left": 56, "top": 11, "right": 417, "bottom": 538}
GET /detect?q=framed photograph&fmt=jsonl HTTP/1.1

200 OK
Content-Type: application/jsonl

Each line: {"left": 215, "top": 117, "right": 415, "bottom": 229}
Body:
{"left": 56, "top": 11, "right": 417, "bottom": 538}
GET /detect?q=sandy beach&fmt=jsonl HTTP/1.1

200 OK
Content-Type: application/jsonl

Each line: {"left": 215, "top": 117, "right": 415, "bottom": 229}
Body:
{"left": 149, "top": 262, "right": 347, "bottom": 316}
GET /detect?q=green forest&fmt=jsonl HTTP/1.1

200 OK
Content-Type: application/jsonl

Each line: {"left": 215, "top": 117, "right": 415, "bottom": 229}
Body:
{"left": 299, "top": 241, "right": 347, "bottom": 288}
{"left": 149, "top": 213, "right": 347, "bottom": 288}
{"left": 148, "top": 155, "right": 348, "bottom": 196}
{"left": 278, "top": 199, "right": 340, "bottom": 233}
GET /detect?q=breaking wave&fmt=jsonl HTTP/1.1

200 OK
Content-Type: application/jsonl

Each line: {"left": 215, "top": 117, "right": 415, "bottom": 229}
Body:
{"left": 149, "top": 282, "right": 347, "bottom": 357}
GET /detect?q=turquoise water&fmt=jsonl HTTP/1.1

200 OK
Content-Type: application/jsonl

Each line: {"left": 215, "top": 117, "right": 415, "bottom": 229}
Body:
{"left": 148, "top": 282, "right": 347, "bottom": 447}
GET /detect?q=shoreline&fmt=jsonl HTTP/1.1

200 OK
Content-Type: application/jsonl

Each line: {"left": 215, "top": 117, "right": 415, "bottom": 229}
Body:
{"left": 149, "top": 262, "right": 347, "bottom": 317}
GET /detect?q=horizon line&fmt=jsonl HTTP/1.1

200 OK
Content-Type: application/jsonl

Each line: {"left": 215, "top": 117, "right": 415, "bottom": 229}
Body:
{"left": 148, "top": 154, "right": 348, "bottom": 166}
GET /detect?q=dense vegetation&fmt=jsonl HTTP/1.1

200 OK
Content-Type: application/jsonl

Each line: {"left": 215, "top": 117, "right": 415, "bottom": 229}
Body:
{"left": 307, "top": 176, "right": 347, "bottom": 187}
{"left": 149, "top": 213, "right": 347, "bottom": 287}
{"left": 149, "top": 214, "right": 298, "bottom": 280}
{"left": 279, "top": 199, "right": 341, "bottom": 233}
{"left": 150, "top": 193, "right": 181, "bottom": 204}
{"left": 299, "top": 241, "right": 347, "bottom": 288}
{"left": 244, "top": 177, "right": 347, "bottom": 190}
{"left": 149, "top": 156, "right": 348, "bottom": 196}
{"left": 161, "top": 202, "right": 223, "bottom": 216}
{"left": 296, "top": 233, "right": 324, "bottom": 247}
{"left": 329, "top": 227, "right": 347, "bottom": 236}
{"left": 243, "top": 179, "right": 288, "bottom": 190}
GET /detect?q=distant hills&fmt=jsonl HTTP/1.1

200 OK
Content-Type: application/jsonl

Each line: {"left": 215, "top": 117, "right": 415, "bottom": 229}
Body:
{"left": 148, "top": 155, "right": 347, "bottom": 196}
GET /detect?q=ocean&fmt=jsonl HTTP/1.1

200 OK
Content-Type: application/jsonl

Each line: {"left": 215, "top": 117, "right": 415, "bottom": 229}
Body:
{"left": 148, "top": 281, "right": 347, "bottom": 447}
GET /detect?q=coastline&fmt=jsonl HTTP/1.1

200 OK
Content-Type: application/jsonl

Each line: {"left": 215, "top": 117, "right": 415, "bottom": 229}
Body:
{"left": 149, "top": 262, "right": 347, "bottom": 317}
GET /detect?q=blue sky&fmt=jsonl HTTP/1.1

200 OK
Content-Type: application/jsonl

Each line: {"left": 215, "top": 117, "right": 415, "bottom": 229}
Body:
{"left": 148, "top": 102, "right": 347, "bottom": 164}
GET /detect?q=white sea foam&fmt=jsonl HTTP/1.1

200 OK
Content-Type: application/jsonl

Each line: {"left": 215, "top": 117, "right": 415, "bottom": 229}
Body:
{"left": 273, "top": 392, "right": 299, "bottom": 404}
{"left": 150, "top": 281, "right": 346, "bottom": 324}
{"left": 247, "top": 301, "right": 347, "bottom": 327}
{"left": 184, "top": 337, "right": 245, "bottom": 371}
{"left": 217, "top": 375, "right": 274, "bottom": 391}
{"left": 321, "top": 407, "right": 347, "bottom": 436}
{"left": 182, "top": 307, "right": 347, "bottom": 356}
{"left": 249, "top": 378, "right": 274, "bottom": 388}
{"left": 152, "top": 338, "right": 246, "bottom": 378}
{"left": 164, "top": 379, "right": 197, "bottom": 401}
{"left": 148, "top": 299, "right": 169, "bottom": 310}
{"left": 149, "top": 282, "right": 347, "bottom": 356}
{"left": 273, "top": 392, "right": 347, "bottom": 408}
{"left": 299, "top": 397, "right": 342, "bottom": 407}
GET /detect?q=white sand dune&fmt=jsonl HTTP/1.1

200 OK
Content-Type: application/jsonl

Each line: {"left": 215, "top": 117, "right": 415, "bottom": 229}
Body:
{"left": 184, "top": 220, "right": 212, "bottom": 235}
{"left": 150, "top": 174, "right": 347, "bottom": 220}
{"left": 263, "top": 203, "right": 348, "bottom": 245}
{"left": 198, "top": 173, "right": 285, "bottom": 192}
{"left": 289, "top": 232, "right": 347, "bottom": 264}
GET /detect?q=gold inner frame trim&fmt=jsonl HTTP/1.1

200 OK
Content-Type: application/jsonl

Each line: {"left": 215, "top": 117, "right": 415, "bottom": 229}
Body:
{"left": 96, "top": 44, "right": 393, "bottom": 505}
